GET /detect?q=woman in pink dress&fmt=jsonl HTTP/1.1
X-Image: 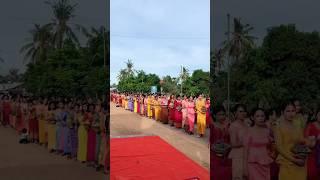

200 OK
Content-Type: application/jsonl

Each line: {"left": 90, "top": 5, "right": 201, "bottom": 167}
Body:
{"left": 210, "top": 105, "right": 232, "bottom": 180}
{"left": 304, "top": 110, "right": 320, "bottom": 180}
{"left": 187, "top": 96, "right": 195, "bottom": 134}
{"left": 244, "top": 108, "right": 273, "bottom": 180}
{"left": 181, "top": 96, "right": 188, "bottom": 129}
{"left": 229, "top": 104, "right": 248, "bottom": 180}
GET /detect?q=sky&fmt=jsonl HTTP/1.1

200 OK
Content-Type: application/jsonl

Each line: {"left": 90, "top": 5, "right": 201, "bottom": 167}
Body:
{"left": 110, "top": 0, "right": 210, "bottom": 85}
{"left": 0, "top": 0, "right": 108, "bottom": 75}
{"left": 213, "top": 0, "right": 320, "bottom": 49}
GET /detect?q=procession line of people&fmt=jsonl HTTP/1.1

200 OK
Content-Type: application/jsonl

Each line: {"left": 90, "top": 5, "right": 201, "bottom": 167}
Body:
{"left": 0, "top": 94, "right": 109, "bottom": 174}
{"left": 111, "top": 92, "right": 211, "bottom": 137}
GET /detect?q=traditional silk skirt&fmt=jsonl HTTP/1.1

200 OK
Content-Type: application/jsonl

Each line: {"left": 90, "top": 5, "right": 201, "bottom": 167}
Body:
{"left": 160, "top": 106, "right": 168, "bottom": 124}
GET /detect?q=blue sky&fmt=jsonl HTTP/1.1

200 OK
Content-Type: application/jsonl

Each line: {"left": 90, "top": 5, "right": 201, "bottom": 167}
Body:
{"left": 110, "top": 0, "right": 210, "bottom": 85}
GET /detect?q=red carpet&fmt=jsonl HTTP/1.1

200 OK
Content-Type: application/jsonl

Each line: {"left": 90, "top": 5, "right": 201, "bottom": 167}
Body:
{"left": 110, "top": 136, "right": 209, "bottom": 180}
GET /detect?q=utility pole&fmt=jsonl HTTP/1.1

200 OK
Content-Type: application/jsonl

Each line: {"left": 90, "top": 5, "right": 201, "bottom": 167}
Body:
{"left": 227, "top": 13, "right": 231, "bottom": 120}
{"left": 103, "top": 27, "right": 106, "bottom": 70}
{"left": 180, "top": 65, "right": 183, "bottom": 96}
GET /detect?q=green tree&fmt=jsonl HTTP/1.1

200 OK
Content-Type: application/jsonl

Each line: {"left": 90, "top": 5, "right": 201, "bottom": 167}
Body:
{"left": 45, "top": 0, "right": 87, "bottom": 49}
{"left": 215, "top": 24, "right": 320, "bottom": 110}
{"left": 20, "top": 24, "right": 52, "bottom": 64}
{"left": 223, "top": 17, "right": 256, "bottom": 63}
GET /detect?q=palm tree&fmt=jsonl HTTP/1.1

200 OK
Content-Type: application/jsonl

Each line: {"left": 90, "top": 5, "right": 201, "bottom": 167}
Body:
{"left": 20, "top": 24, "right": 52, "bottom": 64}
{"left": 45, "top": 0, "right": 87, "bottom": 49}
{"left": 117, "top": 59, "right": 135, "bottom": 82}
{"left": 125, "top": 59, "right": 134, "bottom": 76}
{"left": 179, "top": 66, "right": 189, "bottom": 94}
{"left": 86, "top": 26, "right": 108, "bottom": 66}
{"left": 117, "top": 69, "right": 127, "bottom": 81}
{"left": 0, "top": 50, "right": 4, "bottom": 63}
{"left": 223, "top": 17, "right": 256, "bottom": 63}
{"left": 8, "top": 68, "right": 20, "bottom": 82}
{"left": 214, "top": 48, "right": 224, "bottom": 73}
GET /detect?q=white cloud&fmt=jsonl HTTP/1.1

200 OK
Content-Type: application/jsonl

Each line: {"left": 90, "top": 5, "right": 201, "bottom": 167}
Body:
{"left": 110, "top": 0, "right": 210, "bottom": 84}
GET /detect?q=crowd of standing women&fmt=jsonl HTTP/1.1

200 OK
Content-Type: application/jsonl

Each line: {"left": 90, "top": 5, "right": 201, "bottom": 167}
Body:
{"left": 0, "top": 94, "right": 109, "bottom": 174}
{"left": 210, "top": 99, "right": 320, "bottom": 180}
{"left": 111, "top": 92, "right": 211, "bottom": 137}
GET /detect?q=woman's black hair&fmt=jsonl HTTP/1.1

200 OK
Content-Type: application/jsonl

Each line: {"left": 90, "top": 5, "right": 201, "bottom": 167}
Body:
{"left": 232, "top": 104, "right": 247, "bottom": 113}
{"left": 250, "top": 107, "right": 266, "bottom": 117}
{"left": 213, "top": 105, "right": 226, "bottom": 115}
{"left": 87, "top": 103, "right": 95, "bottom": 112}
{"left": 48, "top": 101, "right": 56, "bottom": 111}
{"left": 21, "top": 128, "right": 27, "bottom": 134}
{"left": 281, "top": 101, "right": 296, "bottom": 111}
{"left": 247, "top": 107, "right": 265, "bottom": 126}
{"left": 267, "top": 108, "right": 280, "bottom": 118}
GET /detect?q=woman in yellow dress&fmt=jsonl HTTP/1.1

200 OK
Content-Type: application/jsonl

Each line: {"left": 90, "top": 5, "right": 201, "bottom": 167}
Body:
{"left": 275, "top": 101, "right": 311, "bottom": 180}
{"left": 154, "top": 96, "right": 161, "bottom": 121}
{"left": 134, "top": 96, "right": 138, "bottom": 113}
{"left": 140, "top": 95, "right": 144, "bottom": 116}
{"left": 38, "top": 99, "right": 47, "bottom": 145}
{"left": 47, "top": 101, "right": 57, "bottom": 152}
{"left": 125, "top": 95, "right": 129, "bottom": 110}
{"left": 147, "top": 95, "right": 152, "bottom": 118}
{"left": 121, "top": 94, "right": 126, "bottom": 108}
{"left": 196, "top": 94, "right": 206, "bottom": 137}
{"left": 77, "top": 104, "right": 88, "bottom": 162}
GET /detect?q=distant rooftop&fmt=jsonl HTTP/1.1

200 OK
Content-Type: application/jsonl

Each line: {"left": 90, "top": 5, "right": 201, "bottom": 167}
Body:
{"left": 0, "top": 82, "right": 23, "bottom": 91}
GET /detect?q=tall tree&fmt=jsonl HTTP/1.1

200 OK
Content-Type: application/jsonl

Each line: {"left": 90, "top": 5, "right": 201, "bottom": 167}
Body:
{"left": 223, "top": 17, "right": 256, "bottom": 63}
{"left": 0, "top": 50, "right": 4, "bottom": 63}
{"left": 20, "top": 24, "right": 52, "bottom": 64}
{"left": 86, "top": 26, "right": 107, "bottom": 66}
{"left": 8, "top": 68, "right": 20, "bottom": 82}
{"left": 179, "top": 66, "right": 189, "bottom": 94}
{"left": 125, "top": 59, "right": 134, "bottom": 76}
{"left": 45, "top": 0, "right": 87, "bottom": 49}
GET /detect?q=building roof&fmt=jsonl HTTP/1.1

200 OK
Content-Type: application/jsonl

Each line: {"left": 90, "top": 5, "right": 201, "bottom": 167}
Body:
{"left": 0, "top": 82, "right": 23, "bottom": 91}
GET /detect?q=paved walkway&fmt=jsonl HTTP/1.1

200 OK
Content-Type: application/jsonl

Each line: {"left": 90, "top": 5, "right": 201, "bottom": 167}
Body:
{"left": 110, "top": 103, "right": 210, "bottom": 169}
{"left": 0, "top": 125, "right": 106, "bottom": 180}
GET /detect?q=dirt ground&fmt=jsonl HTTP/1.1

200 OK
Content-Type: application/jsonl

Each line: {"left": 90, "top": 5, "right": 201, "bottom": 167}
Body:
{"left": 110, "top": 103, "right": 210, "bottom": 170}
{"left": 0, "top": 125, "right": 106, "bottom": 180}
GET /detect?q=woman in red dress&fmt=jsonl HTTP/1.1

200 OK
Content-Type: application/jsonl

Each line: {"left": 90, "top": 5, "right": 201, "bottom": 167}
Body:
{"left": 210, "top": 105, "right": 232, "bottom": 180}
{"left": 2, "top": 95, "right": 11, "bottom": 126}
{"left": 206, "top": 97, "right": 211, "bottom": 128}
{"left": 305, "top": 110, "right": 320, "bottom": 180}
{"left": 15, "top": 98, "right": 24, "bottom": 132}
{"left": 174, "top": 96, "right": 182, "bottom": 128}
{"left": 29, "top": 99, "right": 39, "bottom": 143}
{"left": 168, "top": 95, "right": 175, "bottom": 126}
{"left": 86, "top": 104, "right": 96, "bottom": 166}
